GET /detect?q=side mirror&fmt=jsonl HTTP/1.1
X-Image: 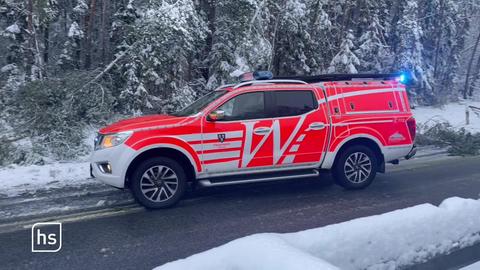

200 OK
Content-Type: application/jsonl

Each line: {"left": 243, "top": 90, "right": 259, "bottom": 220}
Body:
{"left": 208, "top": 110, "right": 225, "bottom": 121}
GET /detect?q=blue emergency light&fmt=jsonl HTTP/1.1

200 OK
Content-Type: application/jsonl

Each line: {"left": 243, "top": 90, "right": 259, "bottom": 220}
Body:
{"left": 395, "top": 71, "right": 411, "bottom": 84}
{"left": 239, "top": 71, "right": 273, "bottom": 82}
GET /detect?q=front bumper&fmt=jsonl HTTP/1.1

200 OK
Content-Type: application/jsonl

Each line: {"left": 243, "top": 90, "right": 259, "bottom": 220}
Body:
{"left": 405, "top": 144, "right": 417, "bottom": 160}
{"left": 90, "top": 144, "right": 136, "bottom": 188}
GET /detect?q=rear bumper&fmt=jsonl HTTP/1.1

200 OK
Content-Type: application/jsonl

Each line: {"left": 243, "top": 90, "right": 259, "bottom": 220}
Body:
{"left": 405, "top": 144, "right": 417, "bottom": 160}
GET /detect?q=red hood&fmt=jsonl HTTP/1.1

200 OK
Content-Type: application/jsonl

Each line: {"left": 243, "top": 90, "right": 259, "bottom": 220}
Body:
{"left": 100, "top": 114, "right": 191, "bottom": 134}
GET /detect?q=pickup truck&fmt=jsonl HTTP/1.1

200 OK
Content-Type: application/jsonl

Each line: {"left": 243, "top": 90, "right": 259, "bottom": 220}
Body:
{"left": 91, "top": 72, "right": 416, "bottom": 208}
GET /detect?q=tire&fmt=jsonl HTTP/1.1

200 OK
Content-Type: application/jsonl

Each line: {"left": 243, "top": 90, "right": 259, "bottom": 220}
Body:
{"left": 130, "top": 157, "right": 187, "bottom": 209}
{"left": 332, "top": 145, "right": 378, "bottom": 190}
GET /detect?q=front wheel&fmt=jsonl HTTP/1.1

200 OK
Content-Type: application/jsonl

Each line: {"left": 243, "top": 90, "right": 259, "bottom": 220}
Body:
{"left": 130, "top": 157, "right": 187, "bottom": 209}
{"left": 332, "top": 145, "right": 378, "bottom": 189}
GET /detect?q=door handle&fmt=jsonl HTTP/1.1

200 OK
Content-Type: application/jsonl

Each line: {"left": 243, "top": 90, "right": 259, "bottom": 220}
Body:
{"left": 253, "top": 127, "right": 271, "bottom": 135}
{"left": 306, "top": 122, "right": 326, "bottom": 131}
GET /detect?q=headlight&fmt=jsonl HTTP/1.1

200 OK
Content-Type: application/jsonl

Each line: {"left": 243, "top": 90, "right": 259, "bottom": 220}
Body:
{"left": 95, "top": 131, "right": 132, "bottom": 150}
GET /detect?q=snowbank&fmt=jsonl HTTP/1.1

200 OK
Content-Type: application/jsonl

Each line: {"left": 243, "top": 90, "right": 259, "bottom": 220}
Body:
{"left": 461, "top": 261, "right": 480, "bottom": 270}
{"left": 0, "top": 162, "right": 92, "bottom": 197}
{"left": 156, "top": 197, "right": 480, "bottom": 270}
{"left": 413, "top": 101, "right": 480, "bottom": 133}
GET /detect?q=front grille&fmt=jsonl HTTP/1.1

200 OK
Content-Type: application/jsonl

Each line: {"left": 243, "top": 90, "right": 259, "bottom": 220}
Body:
{"left": 94, "top": 133, "right": 104, "bottom": 150}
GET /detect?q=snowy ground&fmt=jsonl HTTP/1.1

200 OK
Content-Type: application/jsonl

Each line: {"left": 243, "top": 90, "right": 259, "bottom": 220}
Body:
{"left": 461, "top": 261, "right": 480, "bottom": 270}
{"left": 413, "top": 101, "right": 480, "bottom": 133}
{"left": 0, "top": 161, "right": 92, "bottom": 198}
{"left": 155, "top": 197, "right": 480, "bottom": 270}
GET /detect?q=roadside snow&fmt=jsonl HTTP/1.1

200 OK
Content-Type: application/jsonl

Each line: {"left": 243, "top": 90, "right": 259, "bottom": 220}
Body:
{"left": 155, "top": 197, "right": 480, "bottom": 270}
{"left": 461, "top": 261, "right": 480, "bottom": 270}
{"left": 0, "top": 162, "right": 92, "bottom": 197}
{"left": 413, "top": 101, "right": 480, "bottom": 133}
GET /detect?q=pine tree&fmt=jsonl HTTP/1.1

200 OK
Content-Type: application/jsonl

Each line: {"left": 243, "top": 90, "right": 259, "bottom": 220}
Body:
{"left": 57, "top": 22, "right": 84, "bottom": 70}
{"left": 355, "top": 6, "right": 391, "bottom": 72}
{"left": 304, "top": 0, "right": 331, "bottom": 73}
{"left": 328, "top": 30, "right": 360, "bottom": 73}
{"left": 0, "top": 2, "right": 26, "bottom": 105}
{"left": 206, "top": 0, "right": 266, "bottom": 88}
{"left": 118, "top": 0, "right": 207, "bottom": 113}
{"left": 394, "top": 0, "right": 433, "bottom": 104}
{"left": 271, "top": 0, "right": 311, "bottom": 75}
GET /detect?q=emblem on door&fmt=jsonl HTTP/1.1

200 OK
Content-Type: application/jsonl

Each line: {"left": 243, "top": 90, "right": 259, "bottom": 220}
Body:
{"left": 217, "top": 133, "right": 226, "bottom": 143}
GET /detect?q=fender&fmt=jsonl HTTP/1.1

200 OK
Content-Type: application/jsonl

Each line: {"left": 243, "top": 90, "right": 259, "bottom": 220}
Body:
{"left": 128, "top": 136, "right": 202, "bottom": 173}
{"left": 321, "top": 133, "right": 385, "bottom": 169}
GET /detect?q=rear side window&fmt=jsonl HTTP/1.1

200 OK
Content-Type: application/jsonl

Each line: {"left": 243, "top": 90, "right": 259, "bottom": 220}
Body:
{"left": 271, "top": 91, "right": 317, "bottom": 117}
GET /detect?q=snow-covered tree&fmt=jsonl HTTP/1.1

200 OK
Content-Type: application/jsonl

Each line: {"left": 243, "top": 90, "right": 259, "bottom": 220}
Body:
{"left": 355, "top": 12, "right": 391, "bottom": 72}
{"left": 57, "top": 22, "right": 83, "bottom": 70}
{"left": 394, "top": 0, "right": 433, "bottom": 103}
{"left": 271, "top": 0, "right": 311, "bottom": 75}
{"left": 328, "top": 30, "right": 360, "bottom": 73}
{"left": 119, "top": 0, "right": 207, "bottom": 113}
{"left": 206, "top": 0, "right": 271, "bottom": 88}
{"left": 304, "top": 0, "right": 331, "bottom": 73}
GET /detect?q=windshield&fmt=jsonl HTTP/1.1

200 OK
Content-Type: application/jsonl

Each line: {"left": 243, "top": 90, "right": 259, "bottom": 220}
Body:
{"left": 172, "top": 90, "right": 228, "bottom": 117}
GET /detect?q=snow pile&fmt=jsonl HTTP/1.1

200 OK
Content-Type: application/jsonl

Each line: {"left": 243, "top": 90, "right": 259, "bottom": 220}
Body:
{"left": 0, "top": 162, "right": 92, "bottom": 197}
{"left": 156, "top": 197, "right": 480, "bottom": 270}
{"left": 413, "top": 101, "right": 480, "bottom": 133}
{"left": 461, "top": 261, "right": 480, "bottom": 270}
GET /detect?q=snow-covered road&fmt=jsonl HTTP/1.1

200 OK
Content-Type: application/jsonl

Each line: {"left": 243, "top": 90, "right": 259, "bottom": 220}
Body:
{"left": 0, "top": 147, "right": 448, "bottom": 224}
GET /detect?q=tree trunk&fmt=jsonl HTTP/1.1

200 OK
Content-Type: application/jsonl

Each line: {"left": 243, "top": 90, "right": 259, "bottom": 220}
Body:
{"left": 464, "top": 29, "right": 480, "bottom": 99}
{"left": 433, "top": 0, "right": 445, "bottom": 78}
{"left": 84, "top": 0, "right": 97, "bottom": 69}
{"left": 469, "top": 47, "right": 480, "bottom": 97}
{"left": 25, "top": 0, "right": 35, "bottom": 79}
{"left": 43, "top": 25, "right": 49, "bottom": 64}
{"left": 100, "top": 0, "right": 110, "bottom": 65}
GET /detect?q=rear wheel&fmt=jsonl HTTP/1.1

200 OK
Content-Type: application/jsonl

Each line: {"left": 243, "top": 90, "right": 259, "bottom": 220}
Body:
{"left": 332, "top": 145, "right": 378, "bottom": 189}
{"left": 130, "top": 157, "right": 187, "bottom": 208}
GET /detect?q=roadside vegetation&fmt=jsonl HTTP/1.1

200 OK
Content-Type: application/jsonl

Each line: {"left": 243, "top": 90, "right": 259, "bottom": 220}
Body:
{"left": 417, "top": 122, "right": 480, "bottom": 156}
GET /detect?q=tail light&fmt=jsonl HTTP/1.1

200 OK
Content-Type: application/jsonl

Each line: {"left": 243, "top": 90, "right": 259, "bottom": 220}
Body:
{"left": 406, "top": 117, "right": 416, "bottom": 141}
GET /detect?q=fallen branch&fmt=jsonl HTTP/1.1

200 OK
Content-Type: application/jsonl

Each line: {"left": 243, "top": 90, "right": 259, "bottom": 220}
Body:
{"left": 77, "top": 41, "right": 139, "bottom": 92}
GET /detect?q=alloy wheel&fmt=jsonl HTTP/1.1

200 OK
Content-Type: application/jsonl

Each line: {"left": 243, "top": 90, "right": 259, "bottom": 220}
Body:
{"left": 344, "top": 152, "right": 372, "bottom": 183}
{"left": 140, "top": 165, "right": 179, "bottom": 202}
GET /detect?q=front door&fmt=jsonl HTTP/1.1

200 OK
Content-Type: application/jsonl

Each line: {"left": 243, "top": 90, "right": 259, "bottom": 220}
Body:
{"left": 201, "top": 91, "right": 273, "bottom": 174}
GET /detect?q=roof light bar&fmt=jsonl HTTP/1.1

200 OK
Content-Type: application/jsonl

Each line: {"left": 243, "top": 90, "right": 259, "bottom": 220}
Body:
{"left": 239, "top": 71, "right": 273, "bottom": 82}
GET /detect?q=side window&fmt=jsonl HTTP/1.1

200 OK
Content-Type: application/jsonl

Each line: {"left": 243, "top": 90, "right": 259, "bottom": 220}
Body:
{"left": 272, "top": 91, "right": 317, "bottom": 117}
{"left": 216, "top": 92, "right": 265, "bottom": 121}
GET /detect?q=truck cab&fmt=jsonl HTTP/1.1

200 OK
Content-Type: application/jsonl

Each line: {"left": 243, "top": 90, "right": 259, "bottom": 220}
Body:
{"left": 91, "top": 72, "right": 416, "bottom": 208}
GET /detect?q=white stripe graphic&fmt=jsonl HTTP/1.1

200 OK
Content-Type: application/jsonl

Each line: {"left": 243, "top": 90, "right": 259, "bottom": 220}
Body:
{"left": 200, "top": 151, "right": 240, "bottom": 161}
{"left": 282, "top": 155, "right": 295, "bottom": 164}
{"left": 345, "top": 110, "right": 400, "bottom": 115}
{"left": 333, "top": 120, "right": 394, "bottom": 127}
{"left": 296, "top": 134, "right": 306, "bottom": 142}
{"left": 178, "top": 131, "right": 243, "bottom": 142}
{"left": 204, "top": 160, "right": 240, "bottom": 172}
{"left": 290, "top": 144, "right": 300, "bottom": 153}
{"left": 318, "top": 88, "right": 406, "bottom": 105}
{"left": 192, "top": 141, "right": 242, "bottom": 152}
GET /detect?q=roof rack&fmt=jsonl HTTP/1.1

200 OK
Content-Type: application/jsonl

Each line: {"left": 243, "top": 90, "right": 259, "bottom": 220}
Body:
{"left": 274, "top": 73, "right": 402, "bottom": 84}
{"left": 233, "top": 79, "right": 308, "bottom": 89}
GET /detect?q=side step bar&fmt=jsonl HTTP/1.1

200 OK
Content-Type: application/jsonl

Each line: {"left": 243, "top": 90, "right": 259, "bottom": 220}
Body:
{"left": 198, "top": 169, "right": 319, "bottom": 187}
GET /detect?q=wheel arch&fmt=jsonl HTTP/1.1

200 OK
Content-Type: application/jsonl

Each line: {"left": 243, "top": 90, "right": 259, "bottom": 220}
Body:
{"left": 125, "top": 146, "right": 197, "bottom": 187}
{"left": 322, "top": 134, "right": 385, "bottom": 172}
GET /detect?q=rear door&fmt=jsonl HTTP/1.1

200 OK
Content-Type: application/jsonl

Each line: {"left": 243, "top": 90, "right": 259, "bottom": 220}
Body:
{"left": 268, "top": 88, "right": 330, "bottom": 167}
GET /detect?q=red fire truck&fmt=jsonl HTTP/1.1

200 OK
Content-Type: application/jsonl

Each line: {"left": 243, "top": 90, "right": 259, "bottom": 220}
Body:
{"left": 91, "top": 72, "right": 417, "bottom": 208}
